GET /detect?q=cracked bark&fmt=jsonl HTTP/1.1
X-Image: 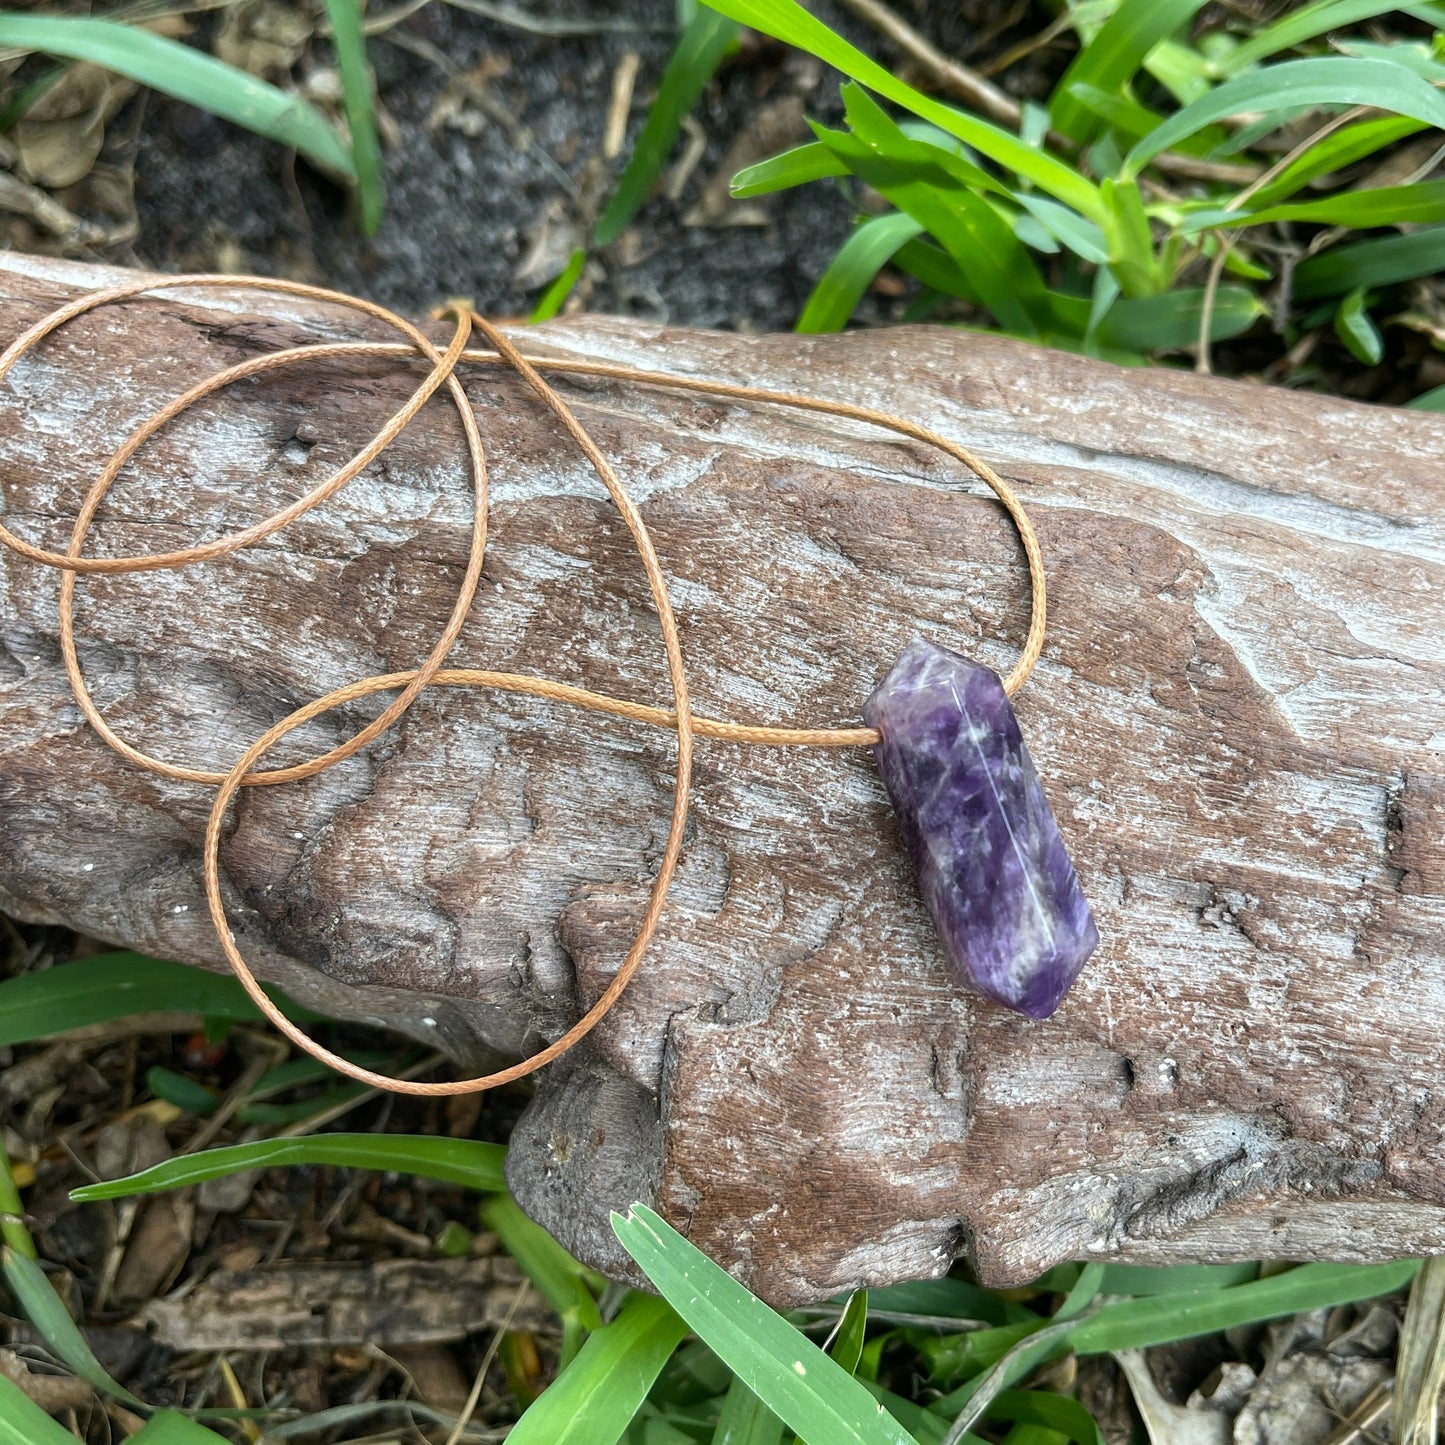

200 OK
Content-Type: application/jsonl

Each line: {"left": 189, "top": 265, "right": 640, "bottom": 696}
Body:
{"left": 1, "top": 253, "right": 1443, "bottom": 1305}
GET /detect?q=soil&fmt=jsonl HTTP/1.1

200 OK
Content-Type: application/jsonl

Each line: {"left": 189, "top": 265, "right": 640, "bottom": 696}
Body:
{"left": 124, "top": 0, "right": 1062, "bottom": 327}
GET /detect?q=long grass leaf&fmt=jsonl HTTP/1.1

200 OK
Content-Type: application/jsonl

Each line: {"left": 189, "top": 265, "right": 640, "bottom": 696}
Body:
{"left": 1242, "top": 115, "right": 1425, "bottom": 209}
{"left": 480, "top": 1193, "right": 603, "bottom": 1337}
{"left": 130, "top": 1413, "right": 235, "bottom": 1445}
{"left": 2, "top": 1247, "right": 145, "bottom": 1405}
{"left": 830, "top": 1290, "right": 869, "bottom": 1377}
{"left": 1240, "top": 180, "right": 1445, "bottom": 228}
{"left": 1334, "top": 285, "right": 1384, "bottom": 365}
{"left": 731, "top": 142, "right": 848, "bottom": 198}
{"left": 1292, "top": 224, "right": 1445, "bottom": 297}
{"left": 1218, "top": 0, "right": 1445, "bottom": 76}
{"left": 1064, "top": 1259, "right": 1421, "bottom": 1355}
{"left": 930, "top": 1260, "right": 1420, "bottom": 1425}
{"left": 322, "top": 0, "right": 383, "bottom": 232}
{"left": 1124, "top": 57, "right": 1445, "bottom": 177}
{"left": 0, "top": 952, "right": 320, "bottom": 1046}
{"left": 712, "top": 1374, "right": 786, "bottom": 1444}
{"left": 613, "top": 1205, "right": 917, "bottom": 1445}
{"left": 71, "top": 1135, "right": 507, "bottom": 1200}
{"left": 814, "top": 91, "right": 1051, "bottom": 336}
{"left": 530, "top": 247, "right": 587, "bottom": 322}
{"left": 700, "top": 0, "right": 1104, "bottom": 221}
{"left": 797, "top": 212, "right": 923, "bottom": 332}
{"left": 1098, "top": 286, "right": 1263, "bottom": 348}
{"left": 1407, "top": 384, "right": 1445, "bottom": 410}
{"left": 1050, "top": 0, "right": 1210, "bottom": 141}
{"left": 986, "top": 1390, "right": 1107, "bottom": 1445}
{"left": 505, "top": 1292, "right": 687, "bottom": 1445}
{"left": 0, "top": 13, "right": 352, "bottom": 178}
{"left": 594, "top": 8, "right": 738, "bottom": 246}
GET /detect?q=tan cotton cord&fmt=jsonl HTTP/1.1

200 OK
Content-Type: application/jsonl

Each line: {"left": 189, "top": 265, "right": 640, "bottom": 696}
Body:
{"left": 0, "top": 276, "right": 1046, "bottom": 1096}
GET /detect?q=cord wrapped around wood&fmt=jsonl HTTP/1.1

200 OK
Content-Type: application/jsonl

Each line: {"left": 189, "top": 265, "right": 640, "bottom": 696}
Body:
{"left": 1, "top": 252, "right": 1443, "bottom": 1306}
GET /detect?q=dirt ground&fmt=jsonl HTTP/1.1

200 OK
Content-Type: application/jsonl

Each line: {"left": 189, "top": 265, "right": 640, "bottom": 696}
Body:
{"left": 123, "top": 0, "right": 1060, "bottom": 327}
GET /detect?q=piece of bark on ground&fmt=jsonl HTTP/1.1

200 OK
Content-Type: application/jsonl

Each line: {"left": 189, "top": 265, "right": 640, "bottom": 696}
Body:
{"left": 137, "top": 1257, "right": 548, "bottom": 1349}
{"left": 0, "top": 252, "right": 1442, "bottom": 1306}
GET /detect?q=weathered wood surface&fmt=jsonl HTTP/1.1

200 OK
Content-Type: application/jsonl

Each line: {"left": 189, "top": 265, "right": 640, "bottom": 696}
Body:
{"left": 1, "top": 252, "right": 1444, "bottom": 1306}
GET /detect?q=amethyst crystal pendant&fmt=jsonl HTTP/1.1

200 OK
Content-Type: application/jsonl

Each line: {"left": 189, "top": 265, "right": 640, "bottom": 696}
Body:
{"left": 862, "top": 637, "right": 1098, "bottom": 1019}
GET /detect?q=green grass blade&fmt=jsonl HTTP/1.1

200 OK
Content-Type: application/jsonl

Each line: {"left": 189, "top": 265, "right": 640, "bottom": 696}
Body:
{"left": 1335, "top": 286, "right": 1385, "bottom": 364}
{"left": 930, "top": 1261, "right": 1419, "bottom": 1427}
{"left": 129, "top": 1412, "right": 234, "bottom": 1445}
{"left": 813, "top": 92, "right": 1052, "bottom": 337}
{"left": 144, "top": 1066, "right": 222, "bottom": 1116}
{"left": 796, "top": 212, "right": 924, "bottom": 332}
{"left": 892, "top": 237, "right": 979, "bottom": 303}
{"left": 612, "top": 1205, "right": 918, "bottom": 1445}
{"left": 1100, "top": 176, "right": 1160, "bottom": 296}
{"left": 1338, "top": 37, "right": 1445, "bottom": 82}
{"left": 481, "top": 1193, "right": 603, "bottom": 1337}
{"left": 0, "top": 60, "right": 65, "bottom": 132}
{"left": 858, "top": 1386, "right": 959, "bottom": 1444}
{"left": 1217, "top": 0, "right": 1445, "bottom": 76}
{"left": 1407, "top": 383, "right": 1445, "bottom": 410}
{"left": 1243, "top": 114, "right": 1426, "bottom": 209}
{"left": 986, "top": 1391, "right": 1106, "bottom": 1445}
{"left": 506, "top": 1292, "right": 688, "bottom": 1445}
{"left": 0, "top": 1372, "right": 88, "bottom": 1445}
{"left": 1240, "top": 180, "right": 1445, "bottom": 228}
{"left": 1064, "top": 1259, "right": 1421, "bottom": 1354}
{"left": 1292, "top": 224, "right": 1445, "bottom": 298}
{"left": 531, "top": 246, "right": 587, "bottom": 322}
{"left": 732, "top": 142, "right": 848, "bottom": 198}
{"left": 1050, "top": 0, "right": 1210, "bottom": 141}
{"left": 865, "top": 1279, "right": 1033, "bottom": 1328}
{"left": 0, "top": 13, "right": 352, "bottom": 178}
{"left": 1093, "top": 1263, "right": 1258, "bottom": 1295}
{"left": 594, "top": 8, "right": 738, "bottom": 246}
{"left": 1124, "top": 57, "right": 1445, "bottom": 177}
{"left": 71, "top": 1135, "right": 507, "bottom": 1200}
{"left": 322, "top": 0, "right": 383, "bottom": 232}
{"left": 0, "top": 952, "right": 320, "bottom": 1047}
{"left": 1097, "top": 285, "right": 1263, "bottom": 349}
{"left": 830, "top": 1290, "right": 869, "bottom": 1377}
{"left": 2, "top": 1248, "right": 145, "bottom": 1405}
{"left": 700, "top": 0, "right": 1104, "bottom": 222}
{"left": 712, "top": 1375, "right": 786, "bottom": 1444}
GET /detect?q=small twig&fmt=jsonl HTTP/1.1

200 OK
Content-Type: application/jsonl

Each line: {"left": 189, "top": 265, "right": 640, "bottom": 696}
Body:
{"left": 603, "top": 51, "right": 640, "bottom": 161}
{"left": 1196, "top": 231, "right": 1234, "bottom": 375}
{"left": 182, "top": 1044, "right": 284, "bottom": 1156}
{"left": 276, "top": 1052, "right": 448, "bottom": 1139}
{"left": 445, "top": 1281, "right": 532, "bottom": 1445}
{"left": 979, "top": 9, "right": 1073, "bottom": 78}
{"left": 833, "top": 0, "right": 1022, "bottom": 128}
{"left": 1231, "top": 106, "right": 1372, "bottom": 213}
{"left": 1153, "top": 153, "right": 1263, "bottom": 185}
{"left": 665, "top": 114, "right": 708, "bottom": 202}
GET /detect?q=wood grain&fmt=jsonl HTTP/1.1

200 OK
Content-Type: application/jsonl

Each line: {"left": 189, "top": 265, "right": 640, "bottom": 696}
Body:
{"left": 1, "top": 252, "right": 1443, "bottom": 1305}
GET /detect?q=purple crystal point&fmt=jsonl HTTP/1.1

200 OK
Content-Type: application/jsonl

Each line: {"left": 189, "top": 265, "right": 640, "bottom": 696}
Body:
{"left": 862, "top": 637, "right": 1098, "bottom": 1019}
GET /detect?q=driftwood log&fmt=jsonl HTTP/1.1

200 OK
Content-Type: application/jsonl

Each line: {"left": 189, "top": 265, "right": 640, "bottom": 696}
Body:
{"left": 1, "top": 252, "right": 1443, "bottom": 1307}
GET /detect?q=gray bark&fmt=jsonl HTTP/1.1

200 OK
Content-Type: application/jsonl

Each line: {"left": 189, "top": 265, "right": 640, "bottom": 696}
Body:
{"left": 2, "top": 252, "right": 1443, "bottom": 1305}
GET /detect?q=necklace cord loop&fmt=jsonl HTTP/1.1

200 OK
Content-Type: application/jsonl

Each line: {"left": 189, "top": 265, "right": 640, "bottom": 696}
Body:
{"left": 0, "top": 276, "right": 1045, "bottom": 1095}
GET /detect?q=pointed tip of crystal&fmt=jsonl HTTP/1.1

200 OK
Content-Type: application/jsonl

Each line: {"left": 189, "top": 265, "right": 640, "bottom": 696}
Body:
{"left": 864, "top": 637, "right": 1098, "bottom": 1020}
